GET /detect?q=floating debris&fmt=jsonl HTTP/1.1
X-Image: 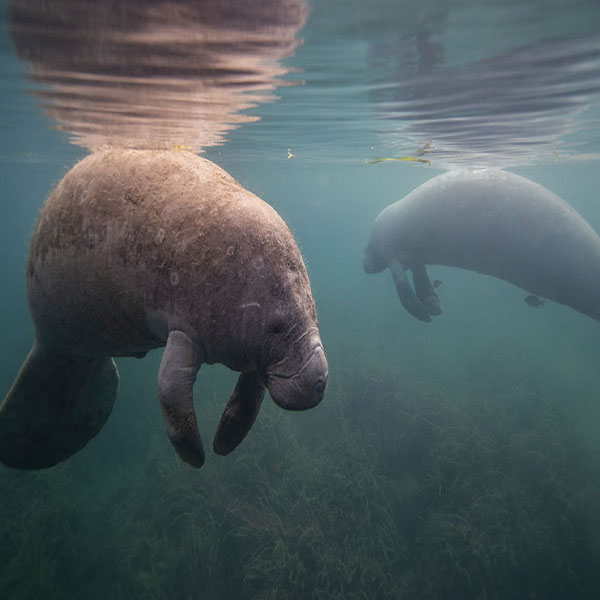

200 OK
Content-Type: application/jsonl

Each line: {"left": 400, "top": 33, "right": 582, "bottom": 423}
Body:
{"left": 366, "top": 156, "right": 431, "bottom": 165}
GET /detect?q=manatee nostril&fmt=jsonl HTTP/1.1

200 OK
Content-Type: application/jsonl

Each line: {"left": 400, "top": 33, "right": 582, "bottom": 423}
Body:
{"left": 314, "top": 377, "right": 326, "bottom": 394}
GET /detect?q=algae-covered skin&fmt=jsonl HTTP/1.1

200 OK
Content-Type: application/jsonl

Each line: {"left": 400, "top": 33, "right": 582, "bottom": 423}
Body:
{"left": 364, "top": 169, "right": 600, "bottom": 323}
{"left": 0, "top": 150, "right": 328, "bottom": 470}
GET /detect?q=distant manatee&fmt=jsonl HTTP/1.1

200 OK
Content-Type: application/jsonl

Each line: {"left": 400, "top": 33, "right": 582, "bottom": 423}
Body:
{"left": 364, "top": 169, "right": 600, "bottom": 322}
{"left": 0, "top": 150, "right": 328, "bottom": 470}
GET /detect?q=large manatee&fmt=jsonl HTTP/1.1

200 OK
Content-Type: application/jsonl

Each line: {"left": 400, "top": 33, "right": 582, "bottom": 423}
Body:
{"left": 0, "top": 150, "right": 328, "bottom": 470}
{"left": 364, "top": 169, "right": 600, "bottom": 323}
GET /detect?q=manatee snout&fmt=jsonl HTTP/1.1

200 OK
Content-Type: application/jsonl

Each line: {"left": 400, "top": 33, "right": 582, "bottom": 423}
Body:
{"left": 363, "top": 246, "right": 386, "bottom": 274}
{"left": 267, "top": 342, "right": 328, "bottom": 410}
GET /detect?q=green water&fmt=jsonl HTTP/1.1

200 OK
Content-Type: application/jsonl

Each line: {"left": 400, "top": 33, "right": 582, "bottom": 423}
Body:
{"left": 2, "top": 1, "right": 600, "bottom": 598}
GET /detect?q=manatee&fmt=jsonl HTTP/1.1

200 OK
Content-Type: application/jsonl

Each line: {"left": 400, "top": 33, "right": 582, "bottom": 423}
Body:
{"left": 364, "top": 169, "right": 600, "bottom": 323}
{"left": 0, "top": 150, "right": 328, "bottom": 470}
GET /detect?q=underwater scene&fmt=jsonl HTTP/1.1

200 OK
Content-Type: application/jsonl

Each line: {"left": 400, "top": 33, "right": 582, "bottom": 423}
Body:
{"left": 1, "top": 0, "right": 600, "bottom": 598}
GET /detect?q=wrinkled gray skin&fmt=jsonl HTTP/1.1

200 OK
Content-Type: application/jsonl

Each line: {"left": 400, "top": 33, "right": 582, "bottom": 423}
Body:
{"left": 0, "top": 150, "right": 327, "bottom": 470}
{"left": 364, "top": 169, "right": 600, "bottom": 323}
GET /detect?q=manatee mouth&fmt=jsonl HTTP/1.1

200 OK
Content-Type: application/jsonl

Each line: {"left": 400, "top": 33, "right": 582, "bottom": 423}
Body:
{"left": 266, "top": 344, "right": 328, "bottom": 410}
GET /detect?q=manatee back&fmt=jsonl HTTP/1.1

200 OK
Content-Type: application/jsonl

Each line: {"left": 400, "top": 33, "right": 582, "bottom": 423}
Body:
{"left": 27, "top": 150, "right": 308, "bottom": 357}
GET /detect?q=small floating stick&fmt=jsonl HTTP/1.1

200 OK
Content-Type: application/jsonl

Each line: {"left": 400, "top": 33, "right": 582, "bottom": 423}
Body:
{"left": 366, "top": 156, "right": 431, "bottom": 165}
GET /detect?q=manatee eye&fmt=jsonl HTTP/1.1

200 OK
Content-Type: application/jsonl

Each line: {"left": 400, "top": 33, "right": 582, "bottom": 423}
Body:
{"left": 270, "top": 318, "right": 286, "bottom": 335}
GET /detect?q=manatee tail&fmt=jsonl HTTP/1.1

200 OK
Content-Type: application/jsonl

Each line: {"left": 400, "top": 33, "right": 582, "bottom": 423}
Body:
{"left": 0, "top": 341, "right": 119, "bottom": 470}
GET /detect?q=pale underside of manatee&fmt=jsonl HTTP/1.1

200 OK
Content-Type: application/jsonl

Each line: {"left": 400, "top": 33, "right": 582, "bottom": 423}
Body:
{"left": 0, "top": 149, "right": 328, "bottom": 470}
{"left": 364, "top": 169, "right": 600, "bottom": 323}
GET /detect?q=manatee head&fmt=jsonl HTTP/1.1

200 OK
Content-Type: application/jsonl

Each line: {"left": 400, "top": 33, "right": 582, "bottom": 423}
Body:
{"left": 212, "top": 251, "right": 328, "bottom": 457}
{"left": 363, "top": 245, "right": 386, "bottom": 274}
{"left": 211, "top": 290, "right": 327, "bottom": 459}
{"left": 229, "top": 297, "right": 327, "bottom": 410}
{"left": 363, "top": 214, "right": 389, "bottom": 273}
{"left": 254, "top": 274, "right": 328, "bottom": 410}
{"left": 265, "top": 320, "right": 328, "bottom": 410}
{"left": 217, "top": 208, "right": 328, "bottom": 412}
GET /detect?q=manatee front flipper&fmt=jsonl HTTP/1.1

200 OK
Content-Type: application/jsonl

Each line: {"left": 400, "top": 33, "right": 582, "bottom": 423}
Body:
{"left": 158, "top": 330, "right": 205, "bottom": 468}
{"left": 213, "top": 372, "right": 266, "bottom": 456}
{"left": 412, "top": 263, "right": 442, "bottom": 317}
{"left": 0, "top": 341, "right": 118, "bottom": 470}
{"left": 389, "top": 259, "right": 431, "bottom": 322}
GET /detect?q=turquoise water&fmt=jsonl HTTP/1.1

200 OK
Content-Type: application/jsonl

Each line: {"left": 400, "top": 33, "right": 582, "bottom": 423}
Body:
{"left": 1, "top": 1, "right": 600, "bottom": 598}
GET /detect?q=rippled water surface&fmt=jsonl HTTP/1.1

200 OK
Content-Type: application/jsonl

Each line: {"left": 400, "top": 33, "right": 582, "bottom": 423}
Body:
{"left": 2, "top": 0, "right": 600, "bottom": 166}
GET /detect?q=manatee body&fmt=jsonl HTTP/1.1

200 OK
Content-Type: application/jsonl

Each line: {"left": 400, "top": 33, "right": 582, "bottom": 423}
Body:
{"left": 0, "top": 150, "right": 327, "bottom": 470}
{"left": 364, "top": 169, "right": 600, "bottom": 323}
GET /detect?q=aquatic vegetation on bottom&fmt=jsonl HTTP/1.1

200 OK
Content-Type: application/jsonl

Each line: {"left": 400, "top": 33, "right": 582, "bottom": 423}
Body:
{"left": 0, "top": 357, "right": 598, "bottom": 599}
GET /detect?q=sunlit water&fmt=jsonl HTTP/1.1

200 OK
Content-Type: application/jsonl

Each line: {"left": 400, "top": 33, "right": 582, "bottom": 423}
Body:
{"left": 1, "top": 1, "right": 600, "bottom": 598}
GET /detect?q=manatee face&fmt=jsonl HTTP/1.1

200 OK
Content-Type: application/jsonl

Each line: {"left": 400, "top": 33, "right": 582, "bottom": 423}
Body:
{"left": 226, "top": 239, "right": 328, "bottom": 411}
{"left": 210, "top": 281, "right": 327, "bottom": 460}
{"left": 363, "top": 245, "right": 386, "bottom": 274}
{"left": 210, "top": 307, "right": 327, "bottom": 460}
{"left": 246, "top": 290, "right": 327, "bottom": 410}
{"left": 265, "top": 324, "right": 328, "bottom": 410}
{"left": 363, "top": 222, "right": 388, "bottom": 274}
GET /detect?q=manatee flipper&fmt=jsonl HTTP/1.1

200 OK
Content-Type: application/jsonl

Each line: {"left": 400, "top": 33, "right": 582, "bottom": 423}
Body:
{"left": 0, "top": 341, "right": 119, "bottom": 470}
{"left": 213, "top": 372, "right": 266, "bottom": 456}
{"left": 412, "top": 263, "right": 442, "bottom": 316}
{"left": 158, "top": 330, "right": 205, "bottom": 468}
{"left": 389, "top": 259, "right": 431, "bottom": 322}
